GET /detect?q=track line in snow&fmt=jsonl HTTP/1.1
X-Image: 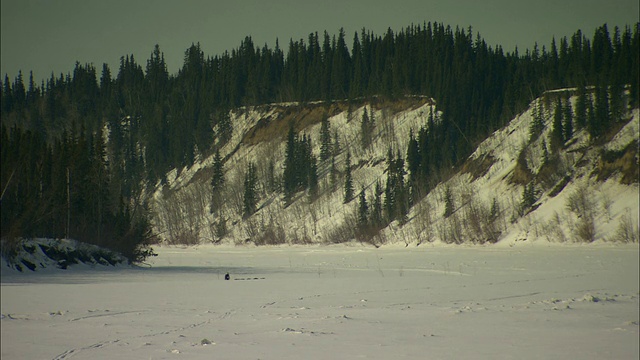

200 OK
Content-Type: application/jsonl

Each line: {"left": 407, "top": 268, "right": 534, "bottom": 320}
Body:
{"left": 52, "top": 339, "right": 120, "bottom": 360}
{"left": 69, "top": 310, "right": 146, "bottom": 322}
{"left": 487, "top": 292, "right": 542, "bottom": 301}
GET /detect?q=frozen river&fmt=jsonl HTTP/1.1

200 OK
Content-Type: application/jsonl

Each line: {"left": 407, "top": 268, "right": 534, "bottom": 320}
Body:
{"left": 1, "top": 244, "right": 638, "bottom": 359}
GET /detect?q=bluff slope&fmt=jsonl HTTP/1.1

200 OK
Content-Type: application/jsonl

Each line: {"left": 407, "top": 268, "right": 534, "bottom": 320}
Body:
{"left": 152, "top": 91, "right": 639, "bottom": 246}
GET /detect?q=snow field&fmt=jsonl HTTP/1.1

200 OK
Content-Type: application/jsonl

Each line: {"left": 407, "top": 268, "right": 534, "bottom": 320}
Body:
{"left": 2, "top": 244, "right": 638, "bottom": 359}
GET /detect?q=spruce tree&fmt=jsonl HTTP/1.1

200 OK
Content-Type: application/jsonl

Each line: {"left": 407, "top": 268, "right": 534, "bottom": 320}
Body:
{"left": 393, "top": 150, "right": 408, "bottom": 224}
{"left": 370, "top": 181, "right": 383, "bottom": 229}
{"left": 210, "top": 149, "right": 224, "bottom": 213}
{"left": 541, "top": 139, "right": 550, "bottom": 165}
{"left": 382, "top": 149, "right": 408, "bottom": 222}
{"left": 343, "top": 150, "right": 354, "bottom": 203}
{"left": 217, "top": 108, "right": 233, "bottom": 146}
{"left": 562, "top": 95, "right": 573, "bottom": 142}
{"left": 574, "top": 84, "right": 588, "bottom": 130}
{"left": 319, "top": 113, "right": 332, "bottom": 161}
{"left": 586, "top": 94, "right": 595, "bottom": 139}
{"left": 490, "top": 197, "right": 500, "bottom": 222}
{"left": 590, "top": 82, "right": 610, "bottom": 139}
{"left": 360, "top": 107, "right": 372, "bottom": 150}
{"left": 2, "top": 74, "right": 13, "bottom": 114}
{"left": 211, "top": 150, "right": 224, "bottom": 192}
{"left": 357, "top": 186, "right": 369, "bottom": 229}
{"left": 242, "top": 162, "right": 258, "bottom": 218}
{"left": 26, "top": 71, "right": 38, "bottom": 105}
{"left": 383, "top": 149, "right": 396, "bottom": 220}
{"left": 12, "top": 70, "right": 25, "bottom": 110}
{"left": 443, "top": 185, "right": 454, "bottom": 218}
{"left": 520, "top": 182, "right": 537, "bottom": 216}
{"left": 331, "top": 28, "right": 351, "bottom": 100}
{"left": 529, "top": 100, "right": 545, "bottom": 142}
{"left": 609, "top": 77, "right": 625, "bottom": 123}
{"left": 406, "top": 129, "right": 421, "bottom": 193}
{"left": 550, "top": 97, "right": 564, "bottom": 151}
{"left": 300, "top": 134, "right": 313, "bottom": 190}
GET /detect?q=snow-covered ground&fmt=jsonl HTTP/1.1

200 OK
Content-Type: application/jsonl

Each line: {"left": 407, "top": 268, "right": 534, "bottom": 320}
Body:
{"left": 2, "top": 243, "right": 638, "bottom": 359}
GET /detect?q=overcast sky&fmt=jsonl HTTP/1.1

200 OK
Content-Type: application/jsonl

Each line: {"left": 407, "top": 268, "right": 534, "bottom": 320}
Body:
{"left": 2, "top": 0, "right": 638, "bottom": 83}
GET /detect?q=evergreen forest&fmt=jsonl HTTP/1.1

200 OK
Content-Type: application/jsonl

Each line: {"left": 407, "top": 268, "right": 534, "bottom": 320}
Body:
{"left": 1, "top": 22, "right": 638, "bottom": 261}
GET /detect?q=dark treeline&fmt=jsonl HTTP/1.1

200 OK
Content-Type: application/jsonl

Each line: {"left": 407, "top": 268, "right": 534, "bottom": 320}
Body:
{"left": 0, "top": 123, "right": 153, "bottom": 261}
{"left": 1, "top": 22, "right": 638, "bottom": 255}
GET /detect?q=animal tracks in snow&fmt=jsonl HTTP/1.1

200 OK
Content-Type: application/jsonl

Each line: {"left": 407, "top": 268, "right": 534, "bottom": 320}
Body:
{"left": 448, "top": 291, "right": 638, "bottom": 315}
{"left": 282, "top": 327, "right": 335, "bottom": 336}
{"left": 47, "top": 308, "right": 235, "bottom": 360}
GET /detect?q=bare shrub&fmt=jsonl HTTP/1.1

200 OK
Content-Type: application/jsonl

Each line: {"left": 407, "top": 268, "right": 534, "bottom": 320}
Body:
{"left": 600, "top": 190, "right": 614, "bottom": 221}
{"left": 260, "top": 220, "right": 287, "bottom": 245}
{"left": 465, "top": 197, "right": 503, "bottom": 244}
{"left": 289, "top": 224, "right": 314, "bottom": 245}
{"left": 413, "top": 199, "right": 434, "bottom": 245}
{"left": 566, "top": 183, "right": 596, "bottom": 220}
{"left": 256, "top": 141, "right": 281, "bottom": 195}
{"left": 438, "top": 212, "right": 463, "bottom": 244}
{"left": 575, "top": 215, "right": 596, "bottom": 242}
{"left": 208, "top": 217, "right": 228, "bottom": 243}
{"left": 354, "top": 224, "right": 380, "bottom": 245}
{"left": 155, "top": 182, "right": 211, "bottom": 245}
{"left": 613, "top": 210, "right": 639, "bottom": 243}
{"left": 370, "top": 229, "right": 388, "bottom": 247}
{"left": 565, "top": 183, "right": 598, "bottom": 242}
{"left": 462, "top": 200, "right": 482, "bottom": 243}
{"left": 462, "top": 200, "right": 486, "bottom": 244}
{"left": 485, "top": 202, "right": 503, "bottom": 243}
{"left": 324, "top": 215, "right": 357, "bottom": 244}
{"left": 308, "top": 203, "right": 319, "bottom": 235}
{"left": 243, "top": 217, "right": 260, "bottom": 244}
{"left": 379, "top": 107, "right": 398, "bottom": 150}
{"left": 227, "top": 168, "right": 246, "bottom": 216}
{"left": 244, "top": 215, "right": 287, "bottom": 245}
{"left": 541, "top": 212, "right": 569, "bottom": 243}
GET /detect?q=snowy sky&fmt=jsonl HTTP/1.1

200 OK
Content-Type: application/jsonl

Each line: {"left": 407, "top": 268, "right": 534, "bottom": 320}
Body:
{"left": 1, "top": 0, "right": 638, "bottom": 83}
